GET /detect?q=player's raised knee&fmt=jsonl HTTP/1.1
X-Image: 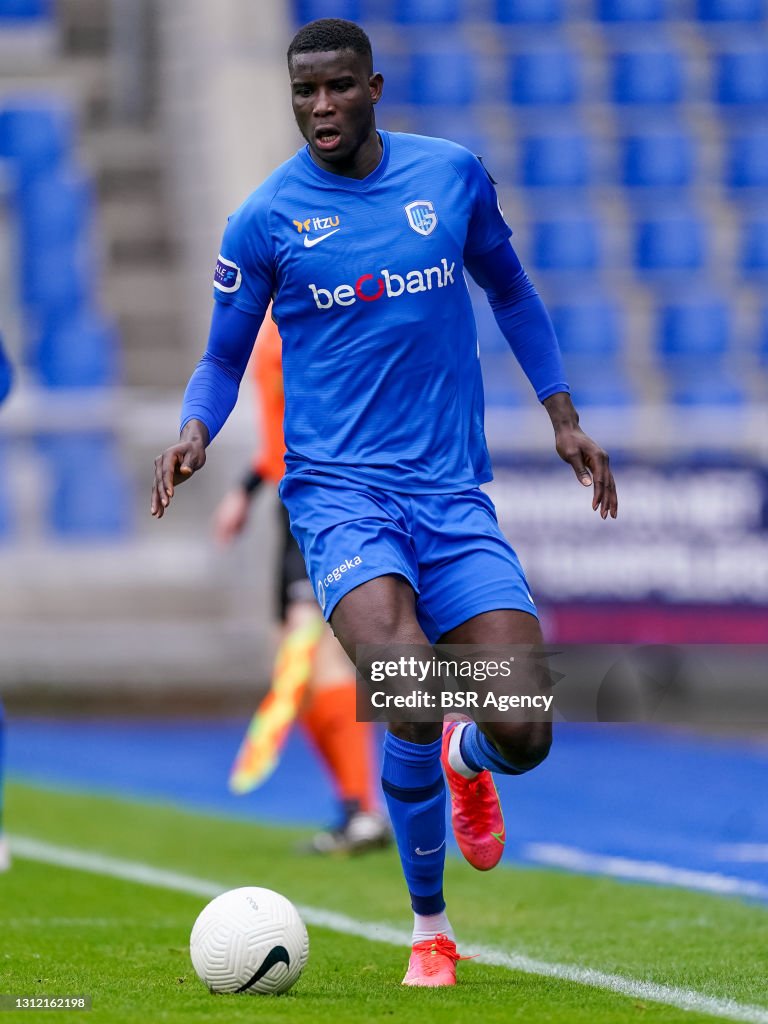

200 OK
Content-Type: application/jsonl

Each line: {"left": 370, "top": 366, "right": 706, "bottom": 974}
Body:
{"left": 483, "top": 722, "right": 552, "bottom": 774}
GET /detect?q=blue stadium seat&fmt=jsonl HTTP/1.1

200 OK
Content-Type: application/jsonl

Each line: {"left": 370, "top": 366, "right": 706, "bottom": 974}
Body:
{"left": 567, "top": 365, "right": 635, "bottom": 406}
{"left": 726, "top": 127, "right": 768, "bottom": 188}
{"left": 530, "top": 213, "right": 601, "bottom": 270}
{"left": 472, "top": 292, "right": 509, "bottom": 354}
{"left": 39, "top": 433, "right": 132, "bottom": 538}
{"left": 410, "top": 110, "right": 491, "bottom": 155}
{"left": 611, "top": 46, "right": 685, "bottom": 104}
{"left": 620, "top": 126, "right": 694, "bottom": 188}
{"left": 294, "top": 0, "right": 361, "bottom": 20}
{"left": 479, "top": 353, "right": 526, "bottom": 405}
{"left": 411, "top": 47, "right": 478, "bottom": 105}
{"left": 20, "top": 242, "right": 94, "bottom": 316}
{"left": 697, "top": 0, "right": 766, "bottom": 19}
{"left": 394, "top": 0, "right": 459, "bottom": 21}
{"left": 377, "top": 51, "right": 411, "bottom": 106}
{"left": 657, "top": 296, "right": 731, "bottom": 359}
{"left": 667, "top": 371, "right": 745, "bottom": 405}
{"left": 519, "top": 130, "right": 591, "bottom": 188}
{"left": 508, "top": 45, "right": 581, "bottom": 105}
{"left": 0, "top": 0, "right": 52, "bottom": 18}
{"left": 17, "top": 170, "right": 93, "bottom": 248}
{"left": 0, "top": 99, "right": 73, "bottom": 175}
{"left": 738, "top": 213, "right": 768, "bottom": 273}
{"left": 634, "top": 212, "right": 707, "bottom": 271}
{"left": 496, "top": 0, "right": 563, "bottom": 22}
{"left": 35, "top": 310, "right": 119, "bottom": 389}
{"left": 715, "top": 48, "right": 768, "bottom": 105}
{"left": 550, "top": 295, "right": 631, "bottom": 404}
{"left": 597, "top": 0, "right": 665, "bottom": 20}
{"left": 549, "top": 296, "right": 624, "bottom": 356}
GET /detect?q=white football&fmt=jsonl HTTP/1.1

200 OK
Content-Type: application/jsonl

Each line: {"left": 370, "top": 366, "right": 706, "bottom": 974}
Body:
{"left": 190, "top": 886, "right": 309, "bottom": 995}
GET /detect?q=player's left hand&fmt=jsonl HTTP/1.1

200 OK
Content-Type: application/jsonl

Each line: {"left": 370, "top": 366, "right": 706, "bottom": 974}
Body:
{"left": 554, "top": 424, "right": 617, "bottom": 520}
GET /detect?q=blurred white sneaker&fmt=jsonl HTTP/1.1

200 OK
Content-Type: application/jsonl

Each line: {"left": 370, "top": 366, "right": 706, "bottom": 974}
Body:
{"left": 307, "top": 810, "right": 392, "bottom": 855}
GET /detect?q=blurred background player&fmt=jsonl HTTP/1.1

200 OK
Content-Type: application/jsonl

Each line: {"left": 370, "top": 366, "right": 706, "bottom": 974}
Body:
{"left": 213, "top": 311, "right": 390, "bottom": 855}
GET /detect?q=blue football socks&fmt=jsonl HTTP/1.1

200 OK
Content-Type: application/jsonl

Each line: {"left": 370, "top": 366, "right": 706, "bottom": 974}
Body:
{"left": 381, "top": 732, "right": 446, "bottom": 915}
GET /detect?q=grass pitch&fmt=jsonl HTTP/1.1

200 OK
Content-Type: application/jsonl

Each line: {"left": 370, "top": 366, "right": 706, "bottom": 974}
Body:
{"left": 2, "top": 781, "right": 768, "bottom": 1023}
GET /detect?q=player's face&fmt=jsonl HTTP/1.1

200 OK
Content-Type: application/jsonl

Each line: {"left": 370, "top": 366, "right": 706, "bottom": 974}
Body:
{"left": 289, "top": 50, "right": 383, "bottom": 175}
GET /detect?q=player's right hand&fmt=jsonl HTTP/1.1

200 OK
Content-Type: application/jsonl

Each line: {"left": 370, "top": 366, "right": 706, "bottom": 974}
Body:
{"left": 212, "top": 488, "right": 251, "bottom": 545}
{"left": 151, "top": 433, "right": 207, "bottom": 519}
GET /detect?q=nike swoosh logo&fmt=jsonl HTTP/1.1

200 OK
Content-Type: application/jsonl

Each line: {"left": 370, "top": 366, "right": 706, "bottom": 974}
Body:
{"left": 415, "top": 840, "right": 447, "bottom": 856}
{"left": 303, "top": 229, "right": 340, "bottom": 248}
{"left": 235, "top": 945, "right": 291, "bottom": 991}
{"left": 491, "top": 830, "right": 506, "bottom": 845}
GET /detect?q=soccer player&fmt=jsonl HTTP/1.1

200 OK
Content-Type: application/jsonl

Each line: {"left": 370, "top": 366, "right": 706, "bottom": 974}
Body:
{"left": 151, "top": 19, "right": 617, "bottom": 986}
{"left": 213, "top": 312, "right": 390, "bottom": 854}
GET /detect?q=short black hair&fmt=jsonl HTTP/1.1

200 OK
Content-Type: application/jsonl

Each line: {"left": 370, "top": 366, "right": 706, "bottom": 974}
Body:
{"left": 287, "top": 18, "right": 373, "bottom": 72}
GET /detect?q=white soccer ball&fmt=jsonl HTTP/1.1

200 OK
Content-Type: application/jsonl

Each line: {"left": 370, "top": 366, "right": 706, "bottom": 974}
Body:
{"left": 189, "top": 886, "right": 309, "bottom": 995}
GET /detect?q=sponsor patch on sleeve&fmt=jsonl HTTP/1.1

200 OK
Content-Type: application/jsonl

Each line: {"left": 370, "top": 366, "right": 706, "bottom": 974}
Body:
{"left": 213, "top": 255, "right": 242, "bottom": 293}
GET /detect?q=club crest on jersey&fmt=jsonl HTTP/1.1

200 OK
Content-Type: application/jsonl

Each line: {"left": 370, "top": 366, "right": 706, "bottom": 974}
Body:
{"left": 213, "top": 255, "right": 241, "bottom": 293}
{"left": 405, "top": 200, "right": 437, "bottom": 237}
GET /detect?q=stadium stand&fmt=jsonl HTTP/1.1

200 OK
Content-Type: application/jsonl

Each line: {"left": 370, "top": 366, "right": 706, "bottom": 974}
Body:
{"left": 0, "top": 87, "right": 128, "bottom": 533}
{"left": 360, "top": 0, "right": 767, "bottom": 410}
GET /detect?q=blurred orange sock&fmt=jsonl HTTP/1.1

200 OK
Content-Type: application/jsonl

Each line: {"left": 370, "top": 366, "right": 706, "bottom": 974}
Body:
{"left": 301, "top": 681, "right": 377, "bottom": 813}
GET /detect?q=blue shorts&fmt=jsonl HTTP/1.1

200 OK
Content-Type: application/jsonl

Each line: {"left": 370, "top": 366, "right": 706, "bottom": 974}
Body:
{"left": 279, "top": 475, "right": 538, "bottom": 643}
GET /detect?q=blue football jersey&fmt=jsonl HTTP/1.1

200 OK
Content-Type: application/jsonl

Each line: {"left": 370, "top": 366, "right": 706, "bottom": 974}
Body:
{"left": 213, "top": 131, "right": 512, "bottom": 493}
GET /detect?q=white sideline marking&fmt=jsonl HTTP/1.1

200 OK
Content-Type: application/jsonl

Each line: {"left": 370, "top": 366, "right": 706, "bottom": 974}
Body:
{"left": 11, "top": 835, "right": 768, "bottom": 1024}
{"left": 525, "top": 842, "right": 768, "bottom": 901}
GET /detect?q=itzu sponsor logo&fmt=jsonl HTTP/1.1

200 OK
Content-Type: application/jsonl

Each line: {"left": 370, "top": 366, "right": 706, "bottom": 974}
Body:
{"left": 317, "top": 555, "right": 363, "bottom": 608}
{"left": 309, "top": 259, "right": 456, "bottom": 309}
{"left": 293, "top": 214, "right": 340, "bottom": 233}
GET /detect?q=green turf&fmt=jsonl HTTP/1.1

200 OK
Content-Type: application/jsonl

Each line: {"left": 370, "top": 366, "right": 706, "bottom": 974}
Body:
{"left": 2, "top": 780, "right": 767, "bottom": 1023}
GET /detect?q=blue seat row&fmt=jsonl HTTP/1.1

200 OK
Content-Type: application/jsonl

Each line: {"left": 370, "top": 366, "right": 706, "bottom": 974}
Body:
{"left": 476, "top": 294, "right": 768, "bottom": 406}
{"left": 295, "top": 0, "right": 766, "bottom": 23}
{"left": 377, "top": 44, "right": 768, "bottom": 107}
{"left": 523, "top": 211, "right": 768, "bottom": 274}
{"left": 1, "top": 97, "right": 121, "bottom": 390}
{"left": 401, "top": 124, "right": 767, "bottom": 190}
{"left": 478, "top": 292, "right": 766, "bottom": 360}
{"left": 519, "top": 128, "right": 698, "bottom": 188}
